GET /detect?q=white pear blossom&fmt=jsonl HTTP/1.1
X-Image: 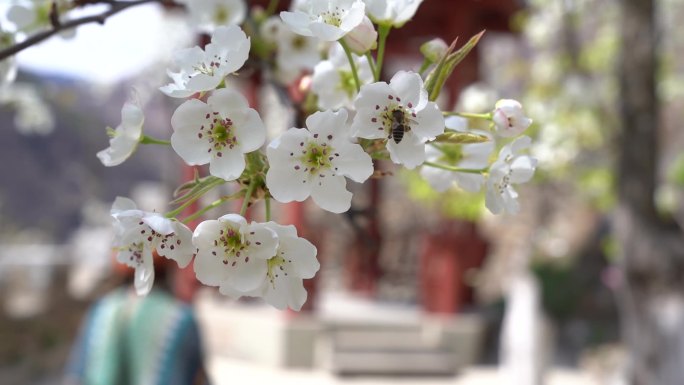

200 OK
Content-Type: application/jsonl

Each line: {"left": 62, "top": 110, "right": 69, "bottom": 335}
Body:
{"left": 280, "top": 0, "right": 366, "bottom": 42}
{"left": 456, "top": 82, "right": 498, "bottom": 113}
{"left": 219, "top": 222, "right": 319, "bottom": 311}
{"left": 260, "top": 16, "right": 322, "bottom": 84}
{"left": 485, "top": 136, "right": 537, "bottom": 215}
{"left": 420, "top": 116, "right": 494, "bottom": 192}
{"left": 492, "top": 99, "right": 533, "bottom": 138}
{"left": 311, "top": 44, "right": 373, "bottom": 110}
{"left": 179, "top": 0, "right": 246, "bottom": 31}
{"left": 160, "top": 25, "right": 250, "bottom": 98}
{"left": 97, "top": 99, "right": 144, "bottom": 167}
{"left": 7, "top": 1, "right": 75, "bottom": 38}
{"left": 192, "top": 214, "right": 279, "bottom": 292}
{"left": 170, "top": 88, "right": 266, "bottom": 181}
{"left": 0, "top": 83, "right": 54, "bottom": 135}
{"left": 343, "top": 15, "right": 377, "bottom": 54}
{"left": 364, "top": 0, "right": 424, "bottom": 27}
{"left": 111, "top": 197, "right": 194, "bottom": 295}
{"left": 351, "top": 70, "right": 444, "bottom": 169}
{"left": 275, "top": 26, "right": 322, "bottom": 77}
{"left": 266, "top": 109, "right": 374, "bottom": 213}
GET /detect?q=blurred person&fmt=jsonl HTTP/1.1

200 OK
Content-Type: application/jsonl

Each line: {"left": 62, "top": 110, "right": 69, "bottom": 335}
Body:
{"left": 63, "top": 252, "right": 210, "bottom": 385}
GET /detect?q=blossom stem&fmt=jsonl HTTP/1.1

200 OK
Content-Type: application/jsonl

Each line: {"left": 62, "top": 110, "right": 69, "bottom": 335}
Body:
{"left": 374, "top": 24, "right": 391, "bottom": 81}
{"left": 418, "top": 58, "right": 431, "bottom": 76}
{"left": 240, "top": 180, "right": 257, "bottom": 217}
{"left": 265, "top": 197, "right": 271, "bottom": 222}
{"left": 423, "top": 161, "right": 486, "bottom": 174}
{"left": 182, "top": 192, "right": 240, "bottom": 224}
{"left": 365, "top": 52, "right": 377, "bottom": 80}
{"left": 165, "top": 178, "right": 225, "bottom": 218}
{"left": 444, "top": 111, "right": 493, "bottom": 120}
{"left": 140, "top": 135, "right": 171, "bottom": 146}
{"left": 265, "top": 0, "right": 280, "bottom": 16}
{"left": 339, "top": 39, "right": 361, "bottom": 93}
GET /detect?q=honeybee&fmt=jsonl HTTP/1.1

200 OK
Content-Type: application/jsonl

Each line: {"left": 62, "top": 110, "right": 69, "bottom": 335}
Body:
{"left": 388, "top": 108, "right": 416, "bottom": 144}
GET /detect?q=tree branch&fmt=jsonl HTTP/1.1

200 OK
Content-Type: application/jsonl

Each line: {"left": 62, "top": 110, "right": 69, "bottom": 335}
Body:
{"left": 0, "top": 0, "right": 178, "bottom": 62}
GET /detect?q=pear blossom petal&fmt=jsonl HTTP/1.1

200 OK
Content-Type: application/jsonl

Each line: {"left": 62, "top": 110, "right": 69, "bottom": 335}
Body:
{"left": 310, "top": 174, "right": 353, "bottom": 213}
{"left": 364, "top": 0, "right": 424, "bottom": 26}
{"left": 142, "top": 214, "right": 175, "bottom": 235}
{"left": 453, "top": 173, "right": 485, "bottom": 193}
{"left": 194, "top": 248, "right": 229, "bottom": 286}
{"left": 265, "top": 276, "right": 308, "bottom": 310}
{"left": 266, "top": 165, "right": 312, "bottom": 203}
{"left": 97, "top": 100, "right": 144, "bottom": 167}
{"left": 279, "top": 11, "right": 314, "bottom": 36}
{"left": 7, "top": 5, "right": 35, "bottom": 30}
{"left": 305, "top": 107, "right": 348, "bottom": 139}
{"left": 228, "top": 257, "right": 268, "bottom": 292}
{"left": 133, "top": 247, "right": 155, "bottom": 296}
{"left": 156, "top": 221, "right": 195, "bottom": 268}
{"left": 209, "top": 146, "right": 246, "bottom": 181}
{"left": 411, "top": 101, "right": 444, "bottom": 139}
{"left": 309, "top": 22, "right": 346, "bottom": 41}
{"left": 170, "top": 99, "right": 213, "bottom": 163}
{"left": 331, "top": 141, "right": 374, "bottom": 182}
{"left": 180, "top": 0, "right": 246, "bottom": 31}
{"left": 234, "top": 110, "right": 267, "bottom": 152}
{"left": 280, "top": 0, "right": 366, "bottom": 41}
{"left": 312, "top": 45, "right": 373, "bottom": 109}
{"left": 111, "top": 196, "right": 138, "bottom": 214}
{"left": 485, "top": 182, "right": 504, "bottom": 214}
{"left": 510, "top": 156, "right": 536, "bottom": 183}
{"left": 279, "top": 235, "right": 319, "bottom": 279}
{"left": 243, "top": 223, "right": 280, "bottom": 261}
{"left": 389, "top": 70, "right": 426, "bottom": 110}
{"left": 386, "top": 132, "right": 426, "bottom": 169}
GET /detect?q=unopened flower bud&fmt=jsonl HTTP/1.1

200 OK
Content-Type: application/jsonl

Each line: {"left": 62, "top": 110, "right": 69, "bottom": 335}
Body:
{"left": 343, "top": 16, "right": 377, "bottom": 54}
{"left": 492, "top": 99, "right": 533, "bottom": 137}
{"left": 420, "top": 38, "right": 448, "bottom": 63}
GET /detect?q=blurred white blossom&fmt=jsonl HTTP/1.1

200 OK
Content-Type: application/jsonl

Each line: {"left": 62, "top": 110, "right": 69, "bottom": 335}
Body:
{"left": 280, "top": 0, "right": 366, "bottom": 41}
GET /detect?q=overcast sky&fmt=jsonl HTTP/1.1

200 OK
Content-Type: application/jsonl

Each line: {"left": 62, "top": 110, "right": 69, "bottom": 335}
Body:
{"left": 4, "top": 3, "right": 191, "bottom": 84}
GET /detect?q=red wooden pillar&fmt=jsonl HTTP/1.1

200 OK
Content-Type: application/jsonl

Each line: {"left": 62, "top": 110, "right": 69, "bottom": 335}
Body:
{"left": 419, "top": 220, "right": 488, "bottom": 313}
{"left": 345, "top": 167, "right": 382, "bottom": 296}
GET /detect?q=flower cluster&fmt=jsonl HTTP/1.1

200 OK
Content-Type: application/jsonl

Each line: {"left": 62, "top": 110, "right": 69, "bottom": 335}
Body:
{"left": 88, "top": 0, "right": 539, "bottom": 310}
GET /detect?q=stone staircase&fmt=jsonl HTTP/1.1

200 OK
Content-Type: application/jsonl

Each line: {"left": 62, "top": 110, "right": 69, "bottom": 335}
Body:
{"left": 322, "top": 316, "right": 483, "bottom": 375}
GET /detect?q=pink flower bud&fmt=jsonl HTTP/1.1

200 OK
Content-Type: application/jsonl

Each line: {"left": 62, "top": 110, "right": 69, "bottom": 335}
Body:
{"left": 343, "top": 16, "right": 377, "bottom": 55}
{"left": 492, "top": 99, "right": 533, "bottom": 137}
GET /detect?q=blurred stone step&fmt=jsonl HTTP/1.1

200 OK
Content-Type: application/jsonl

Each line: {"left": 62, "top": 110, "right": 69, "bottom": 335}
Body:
{"left": 330, "top": 350, "right": 458, "bottom": 375}
{"left": 331, "top": 329, "right": 442, "bottom": 351}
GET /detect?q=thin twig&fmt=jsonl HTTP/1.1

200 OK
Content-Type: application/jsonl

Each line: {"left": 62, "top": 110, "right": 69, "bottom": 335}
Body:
{"left": 0, "top": 0, "right": 177, "bottom": 62}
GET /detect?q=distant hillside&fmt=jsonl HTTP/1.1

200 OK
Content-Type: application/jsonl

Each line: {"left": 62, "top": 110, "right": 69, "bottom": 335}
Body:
{"left": 0, "top": 71, "right": 182, "bottom": 241}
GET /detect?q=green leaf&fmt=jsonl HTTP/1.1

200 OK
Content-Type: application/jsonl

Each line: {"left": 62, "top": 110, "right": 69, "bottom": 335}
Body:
{"left": 171, "top": 175, "right": 224, "bottom": 206}
{"left": 435, "top": 131, "right": 490, "bottom": 144}
{"left": 424, "top": 38, "right": 457, "bottom": 101}
{"left": 425, "top": 31, "right": 485, "bottom": 102}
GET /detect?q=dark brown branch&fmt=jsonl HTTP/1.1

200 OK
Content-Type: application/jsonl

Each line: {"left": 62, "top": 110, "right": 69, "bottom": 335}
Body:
{"left": 0, "top": 0, "right": 178, "bottom": 62}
